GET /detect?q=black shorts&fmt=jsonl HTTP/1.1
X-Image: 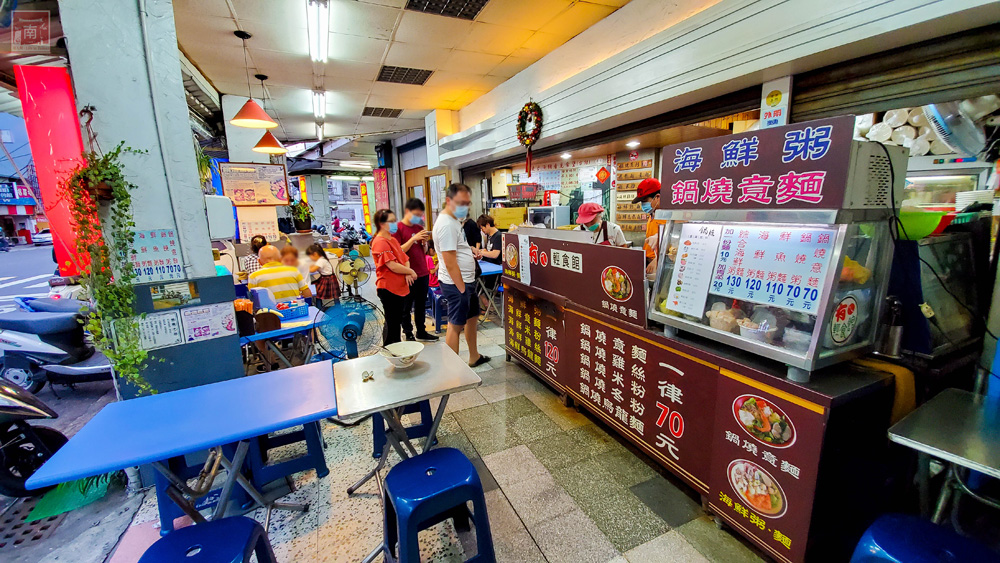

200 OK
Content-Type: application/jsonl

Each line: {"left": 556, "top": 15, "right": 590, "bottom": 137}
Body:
{"left": 441, "top": 282, "right": 480, "bottom": 326}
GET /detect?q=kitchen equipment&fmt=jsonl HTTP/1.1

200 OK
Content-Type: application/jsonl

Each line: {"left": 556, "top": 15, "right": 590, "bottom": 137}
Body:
{"left": 527, "top": 206, "right": 571, "bottom": 229}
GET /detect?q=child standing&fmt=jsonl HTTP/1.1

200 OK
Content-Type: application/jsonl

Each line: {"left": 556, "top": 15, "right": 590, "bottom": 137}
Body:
{"left": 307, "top": 243, "right": 339, "bottom": 308}
{"left": 425, "top": 240, "right": 439, "bottom": 289}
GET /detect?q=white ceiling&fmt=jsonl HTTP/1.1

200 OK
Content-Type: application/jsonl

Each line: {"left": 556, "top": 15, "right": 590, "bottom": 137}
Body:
{"left": 173, "top": 0, "right": 629, "bottom": 143}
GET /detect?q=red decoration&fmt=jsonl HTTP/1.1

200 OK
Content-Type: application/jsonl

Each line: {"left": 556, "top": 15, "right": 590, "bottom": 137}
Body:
{"left": 517, "top": 102, "right": 542, "bottom": 176}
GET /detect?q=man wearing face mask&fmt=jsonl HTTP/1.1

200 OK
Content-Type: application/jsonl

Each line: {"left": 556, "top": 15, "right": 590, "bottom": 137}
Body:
{"left": 394, "top": 198, "right": 437, "bottom": 342}
{"left": 632, "top": 178, "right": 666, "bottom": 274}
{"left": 432, "top": 183, "right": 490, "bottom": 367}
{"left": 576, "top": 202, "right": 628, "bottom": 247}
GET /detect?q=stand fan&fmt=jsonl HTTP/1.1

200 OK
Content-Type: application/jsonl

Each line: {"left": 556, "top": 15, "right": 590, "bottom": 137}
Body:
{"left": 337, "top": 250, "right": 373, "bottom": 297}
{"left": 315, "top": 298, "right": 384, "bottom": 426}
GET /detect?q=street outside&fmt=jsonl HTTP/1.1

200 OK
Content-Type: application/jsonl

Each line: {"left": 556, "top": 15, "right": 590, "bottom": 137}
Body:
{"left": 0, "top": 245, "right": 59, "bottom": 314}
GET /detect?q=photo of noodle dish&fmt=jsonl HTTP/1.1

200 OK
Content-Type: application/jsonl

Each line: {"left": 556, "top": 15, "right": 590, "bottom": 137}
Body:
{"left": 601, "top": 265, "right": 632, "bottom": 301}
{"left": 728, "top": 459, "right": 786, "bottom": 517}
{"left": 733, "top": 395, "right": 795, "bottom": 447}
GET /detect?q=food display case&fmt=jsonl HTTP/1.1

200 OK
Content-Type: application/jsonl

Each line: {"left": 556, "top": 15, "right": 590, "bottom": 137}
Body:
{"left": 647, "top": 116, "right": 908, "bottom": 380}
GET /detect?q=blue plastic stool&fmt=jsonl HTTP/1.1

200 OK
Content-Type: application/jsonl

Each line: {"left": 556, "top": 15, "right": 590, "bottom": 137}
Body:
{"left": 430, "top": 288, "right": 447, "bottom": 333}
{"left": 138, "top": 516, "right": 276, "bottom": 563}
{"left": 372, "top": 400, "right": 434, "bottom": 459}
{"left": 850, "top": 514, "right": 1000, "bottom": 562}
{"left": 247, "top": 421, "right": 328, "bottom": 489}
{"left": 383, "top": 447, "right": 495, "bottom": 563}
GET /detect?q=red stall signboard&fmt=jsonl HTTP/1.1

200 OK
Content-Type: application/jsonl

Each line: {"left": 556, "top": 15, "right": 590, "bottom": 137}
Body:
{"left": 708, "top": 369, "right": 826, "bottom": 563}
{"left": 504, "top": 285, "right": 564, "bottom": 388}
{"left": 503, "top": 233, "right": 647, "bottom": 327}
{"left": 659, "top": 116, "right": 855, "bottom": 210}
{"left": 562, "top": 307, "right": 719, "bottom": 492}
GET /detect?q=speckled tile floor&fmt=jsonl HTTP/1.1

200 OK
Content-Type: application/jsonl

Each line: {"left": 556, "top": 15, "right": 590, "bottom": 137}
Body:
{"left": 116, "top": 323, "right": 767, "bottom": 562}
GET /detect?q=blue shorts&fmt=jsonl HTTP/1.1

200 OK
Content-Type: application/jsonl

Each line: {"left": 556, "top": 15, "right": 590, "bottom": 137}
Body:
{"left": 441, "top": 282, "right": 480, "bottom": 326}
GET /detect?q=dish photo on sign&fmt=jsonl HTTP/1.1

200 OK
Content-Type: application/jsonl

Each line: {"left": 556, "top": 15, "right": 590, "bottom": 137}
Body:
{"left": 601, "top": 265, "right": 633, "bottom": 301}
{"left": 733, "top": 395, "right": 795, "bottom": 448}
{"left": 728, "top": 459, "right": 787, "bottom": 518}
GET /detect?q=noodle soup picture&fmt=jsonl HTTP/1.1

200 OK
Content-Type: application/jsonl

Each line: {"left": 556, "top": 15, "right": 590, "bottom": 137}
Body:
{"left": 733, "top": 395, "right": 795, "bottom": 448}
{"left": 728, "top": 459, "right": 786, "bottom": 517}
{"left": 602, "top": 266, "right": 633, "bottom": 301}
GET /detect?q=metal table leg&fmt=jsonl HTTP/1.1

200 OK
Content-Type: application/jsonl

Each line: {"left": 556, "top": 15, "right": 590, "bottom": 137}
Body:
{"left": 265, "top": 340, "right": 294, "bottom": 369}
{"left": 423, "top": 395, "right": 449, "bottom": 453}
{"left": 478, "top": 279, "right": 499, "bottom": 321}
{"left": 916, "top": 453, "right": 931, "bottom": 518}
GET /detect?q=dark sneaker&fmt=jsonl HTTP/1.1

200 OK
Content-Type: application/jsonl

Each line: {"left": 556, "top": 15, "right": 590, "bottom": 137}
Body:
{"left": 415, "top": 332, "right": 439, "bottom": 342}
{"left": 404, "top": 333, "right": 416, "bottom": 341}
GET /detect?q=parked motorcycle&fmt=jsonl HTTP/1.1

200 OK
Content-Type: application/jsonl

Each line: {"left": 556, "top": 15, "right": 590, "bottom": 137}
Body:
{"left": 0, "top": 307, "right": 112, "bottom": 393}
{"left": 0, "top": 381, "right": 67, "bottom": 497}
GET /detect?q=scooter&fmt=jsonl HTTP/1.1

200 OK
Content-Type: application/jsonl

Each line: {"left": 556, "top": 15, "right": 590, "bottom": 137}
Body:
{"left": 0, "top": 381, "right": 67, "bottom": 497}
{"left": 0, "top": 305, "right": 112, "bottom": 393}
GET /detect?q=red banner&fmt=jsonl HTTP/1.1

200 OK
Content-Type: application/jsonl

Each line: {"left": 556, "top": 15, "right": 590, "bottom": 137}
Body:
{"left": 15, "top": 65, "right": 87, "bottom": 276}
{"left": 373, "top": 168, "right": 390, "bottom": 211}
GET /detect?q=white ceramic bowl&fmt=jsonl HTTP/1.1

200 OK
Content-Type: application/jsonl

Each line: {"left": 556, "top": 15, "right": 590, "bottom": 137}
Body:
{"left": 381, "top": 341, "right": 424, "bottom": 369}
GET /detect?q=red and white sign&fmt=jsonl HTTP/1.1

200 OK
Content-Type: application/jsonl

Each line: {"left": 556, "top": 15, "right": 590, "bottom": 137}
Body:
{"left": 630, "top": 151, "right": 639, "bottom": 161}
{"left": 12, "top": 10, "right": 50, "bottom": 53}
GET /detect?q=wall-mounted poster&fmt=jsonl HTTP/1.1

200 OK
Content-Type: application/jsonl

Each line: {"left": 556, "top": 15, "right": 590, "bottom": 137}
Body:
{"left": 218, "top": 162, "right": 290, "bottom": 206}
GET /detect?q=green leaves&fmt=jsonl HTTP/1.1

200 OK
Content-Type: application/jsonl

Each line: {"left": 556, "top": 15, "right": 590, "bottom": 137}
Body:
{"left": 61, "top": 141, "right": 154, "bottom": 395}
{"left": 291, "top": 199, "right": 314, "bottom": 222}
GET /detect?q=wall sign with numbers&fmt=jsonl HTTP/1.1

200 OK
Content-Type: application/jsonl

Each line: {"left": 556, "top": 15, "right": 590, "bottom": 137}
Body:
{"left": 659, "top": 116, "right": 855, "bottom": 210}
{"left": 503, "top": 285, "right": 565, "bottom": 390}
{"left": 130, "top": 229, "right": 183, "bottom": 284}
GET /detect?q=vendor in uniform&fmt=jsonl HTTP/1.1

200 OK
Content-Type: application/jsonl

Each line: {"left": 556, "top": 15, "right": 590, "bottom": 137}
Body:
{"left": 576, "top": 202, "right": 628, "bottom": 247}
{"left": 632, "top": 178, "right": 667, "bottom": 274}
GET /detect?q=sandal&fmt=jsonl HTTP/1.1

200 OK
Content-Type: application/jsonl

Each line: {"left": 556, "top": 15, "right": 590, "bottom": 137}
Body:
{"left": 470, "top": 355, "right": 491, "bottom": 368}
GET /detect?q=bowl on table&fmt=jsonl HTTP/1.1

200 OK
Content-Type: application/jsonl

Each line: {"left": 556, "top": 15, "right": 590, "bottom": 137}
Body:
{"left": 381, "top": 341, "right": 424, "bottom": 369}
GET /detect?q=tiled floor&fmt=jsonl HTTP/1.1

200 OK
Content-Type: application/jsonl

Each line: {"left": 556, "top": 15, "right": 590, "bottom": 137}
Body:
{"left": 116, "top": 322, "right": 767, "bottom": 562}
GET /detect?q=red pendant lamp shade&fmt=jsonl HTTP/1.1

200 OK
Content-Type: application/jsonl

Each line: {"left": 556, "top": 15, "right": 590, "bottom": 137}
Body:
{"left": 252, "top": 131, "right": 287, "bottom": 154}
{"left": 230, "top": 99, "right": 277, "bottom": 129}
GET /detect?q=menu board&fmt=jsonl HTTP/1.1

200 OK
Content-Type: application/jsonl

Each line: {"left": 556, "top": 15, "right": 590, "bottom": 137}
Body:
{"left": 708, "top": 369, "right": 826, "bottom": 563}
{"left": 219, "top": 162, "right": 290, "bottom": 206}
{"left": 137, "top": 310, "right": 183, "bottom": 350}
{"left": 130, "top": 229, "right": 183, "bottom": 284}
{"left": 503, "top": 233, "right": 646, "bottom": 327}
{"left": 665, "top": 223, "right": 723, "bottom": 317}
{"left": 504, "top": 285, "right": 564, "bottom": 388}
{"left": 562, "top": 307, "right": 719, "bottom": 492}
{"left": 180, "top": 302, "right": 237, "bottom": 343}
{"left": 709, "top": 226, "right": 837, "bottom": 315}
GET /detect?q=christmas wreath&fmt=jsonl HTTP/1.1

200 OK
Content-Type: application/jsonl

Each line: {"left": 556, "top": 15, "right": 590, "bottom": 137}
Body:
{"left": 516, "top": 102, "right": 542, "bottom": 175}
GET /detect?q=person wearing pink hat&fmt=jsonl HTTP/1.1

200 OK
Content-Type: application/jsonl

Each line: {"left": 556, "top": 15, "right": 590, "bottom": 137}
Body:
{"left": 631, "top": 178, "right": 667, "bottom": 273}
{"left": 576, "top": 202, "right": 627, "bottom": 247}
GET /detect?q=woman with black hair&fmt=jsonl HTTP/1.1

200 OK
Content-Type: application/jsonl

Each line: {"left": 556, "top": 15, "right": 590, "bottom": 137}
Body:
{"left": 241, "top": 234, "right": 268, "bottom": 274}
{"left": 372, "top": 209, "right": 416, "bottom": 345}
{"left": 306, "top": 243, "right": 339, "bottom": 309}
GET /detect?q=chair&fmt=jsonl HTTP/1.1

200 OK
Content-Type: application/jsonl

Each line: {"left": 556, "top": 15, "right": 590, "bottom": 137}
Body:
{"left": 383, "top": 448, "right": 495, "bottom": 563}
{"left": 139, "top": 516, "right": 276, "bottom": 563}
{"left": 372, "top": 400, "right": 434, "bottom": 459}
{"left": 850, "top": 514, "right": 1000, "bottom": 562}
{"left": 429, "top": 287, "right": 447, "bottom": 334}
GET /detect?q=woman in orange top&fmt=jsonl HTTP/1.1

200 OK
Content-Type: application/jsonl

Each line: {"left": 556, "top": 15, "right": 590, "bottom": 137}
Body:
{"left": 372, "top": 208, "right": 417, "bottom": 345}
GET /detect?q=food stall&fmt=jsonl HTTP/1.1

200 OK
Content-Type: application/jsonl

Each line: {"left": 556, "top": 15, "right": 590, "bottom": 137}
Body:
{"left": 500, "top": 116, "right": 906, "bottom": 563}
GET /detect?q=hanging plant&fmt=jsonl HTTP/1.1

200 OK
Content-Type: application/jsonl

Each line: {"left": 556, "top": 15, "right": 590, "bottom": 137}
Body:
{"left": 194, "top": 141, "right": 216, "bottom": 195}
{"left": 61, "top": 141, "right": 153, "bottom": 395}
{"left": 516, "top": 101, "right": 542, "bottom": 176}
{"left": 290, "top": 199, "right": 314, "bottom": 232}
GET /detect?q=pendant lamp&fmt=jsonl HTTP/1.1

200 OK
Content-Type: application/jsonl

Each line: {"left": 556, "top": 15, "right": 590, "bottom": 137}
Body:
{"left": 253, "top": 131, "right": 287, "bottom": 154}
{"left": 230, "top": 30, "right": 278, "bottom": 129}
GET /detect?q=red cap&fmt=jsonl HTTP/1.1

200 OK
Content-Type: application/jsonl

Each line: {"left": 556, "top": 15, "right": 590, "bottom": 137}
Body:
{"left": 576, "top": 202, "right": 605, "bottom": 225}
{"left": 631, "top": 178, "right": 662, "bottom": 204}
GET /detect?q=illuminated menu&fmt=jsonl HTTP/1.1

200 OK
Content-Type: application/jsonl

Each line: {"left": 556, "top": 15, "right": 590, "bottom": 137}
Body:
{"left": 709, "top": 226, "right": 836, "bottom": 315}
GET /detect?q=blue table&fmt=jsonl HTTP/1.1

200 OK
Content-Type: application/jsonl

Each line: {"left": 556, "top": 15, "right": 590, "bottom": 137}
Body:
{"left": 240, "top": 306, "right": 327, "bottom": 370}
{"left": 27, "top": 362, "right": 338, "bottom": 530}
{"left": 478, "top": 260, "right": 503, "bottom": 321}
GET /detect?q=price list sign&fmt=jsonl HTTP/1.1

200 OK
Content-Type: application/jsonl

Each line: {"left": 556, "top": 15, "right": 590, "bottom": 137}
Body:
{"left": 130, "top": 229, "right": 183, "bottom": 284}
{"left": 708, "top": 369, "right": 826, "bottom": 563}
{"left": 665, "top": 223, "right": 723, "bottom": 317}
{"left": 709, "top": 226, "right": 837, "bottom": 315}
{"left": 504, "top": 285, "right": 564, "bottom": 388}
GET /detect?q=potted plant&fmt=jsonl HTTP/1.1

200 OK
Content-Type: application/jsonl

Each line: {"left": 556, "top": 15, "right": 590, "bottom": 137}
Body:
{"left": 291, "top": 199, "right": 313, "bottom": 232}
{"left": 194, "top": 141, "right": 215, "bottom": 195}
{"left": 61, "top": 141, "right": 153, "bottom": 395}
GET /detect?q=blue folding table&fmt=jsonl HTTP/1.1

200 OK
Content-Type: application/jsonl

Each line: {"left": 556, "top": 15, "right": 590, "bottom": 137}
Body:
{"left": 240, "top": 306, "right": 328, "bottom": 369}
{"left": 478, "top": 260, "right": 504, "bottom": 321}
{"left": 26, "top": 362, "right": 338, "bottom": 531}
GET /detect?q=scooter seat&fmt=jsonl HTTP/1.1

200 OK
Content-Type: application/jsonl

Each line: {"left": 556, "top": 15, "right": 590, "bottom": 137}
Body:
{"left": 24, "top": 298, "right": 90, "bottom": 314}
{"left": 0, "top": 312, "right": 82, "bottom": 335}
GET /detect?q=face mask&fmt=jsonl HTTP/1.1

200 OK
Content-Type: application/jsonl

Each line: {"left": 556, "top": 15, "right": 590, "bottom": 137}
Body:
{"left": 454, "top": 205, "right": 470, "bottom": 220}
{"left": 388, "top": 222, "right": 398, "bottom": 234}
{"left": 411, "top": 215, "right": 423, "bottom": 225}
{"left": 588, "top": 222, "right": 601, "bottom": 232}
{"left": 640, "top": 202, "right": 653, "bottom": 214}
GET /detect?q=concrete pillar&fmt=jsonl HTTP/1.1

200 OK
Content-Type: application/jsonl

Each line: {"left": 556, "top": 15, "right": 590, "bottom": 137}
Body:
{"left": 59, "top": 0, "right": 214, "bottom": 278}
{"left": 304, "top": 174, "right": 330, "bottom": 230}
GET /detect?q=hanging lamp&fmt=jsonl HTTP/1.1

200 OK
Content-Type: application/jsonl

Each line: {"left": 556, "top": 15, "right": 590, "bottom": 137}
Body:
{"left": 253, "top": 131, "right": 287, "bottom": 155}
{"left": 229, "top": 31, "right": 277, "bottom": 129}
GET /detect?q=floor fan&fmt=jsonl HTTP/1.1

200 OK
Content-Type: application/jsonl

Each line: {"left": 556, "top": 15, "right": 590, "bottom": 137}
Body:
{"left": 316, "top": 298, "right": 384, "bottom": 426}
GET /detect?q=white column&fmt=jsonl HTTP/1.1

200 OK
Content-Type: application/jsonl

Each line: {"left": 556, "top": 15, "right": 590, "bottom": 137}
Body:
{"left": 305, "top": 174, "right": 331, "bottom": 229}
{"left": 59, "top": 0, "right": 214, "bottom": 277}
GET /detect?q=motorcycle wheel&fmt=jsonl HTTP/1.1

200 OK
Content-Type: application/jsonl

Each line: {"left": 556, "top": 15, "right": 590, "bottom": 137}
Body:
{"left": 0, "top": 427, "right": 68, "bottom": 497}
{"left": 0, "top": 363, "right": 44, "bottom": 394}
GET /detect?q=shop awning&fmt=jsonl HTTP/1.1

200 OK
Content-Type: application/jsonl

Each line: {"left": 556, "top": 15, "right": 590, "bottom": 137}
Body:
{"left": 1, "top": 204, "right": 34, "bottom": 215}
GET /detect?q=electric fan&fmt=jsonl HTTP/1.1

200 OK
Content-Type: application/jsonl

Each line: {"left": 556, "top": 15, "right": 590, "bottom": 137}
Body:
{"left": 922, "top": 96, "right": 1000, "bottom": 160}
{"left": 337, "top": 250, "right": 373, "bottom": 297}
{"left": 314, "top": 298, "right": 383, "bottom": 361}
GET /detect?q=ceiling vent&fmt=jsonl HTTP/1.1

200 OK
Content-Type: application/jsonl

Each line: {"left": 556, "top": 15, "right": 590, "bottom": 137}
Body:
{"left": 405, "top": 0, "right": 489, "bottom": 21}
{"left": 377, "top": 65, "right": 433, "bottom": 86}
{"left": 363, "top": 107, "right": 404, "bottom": 119}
